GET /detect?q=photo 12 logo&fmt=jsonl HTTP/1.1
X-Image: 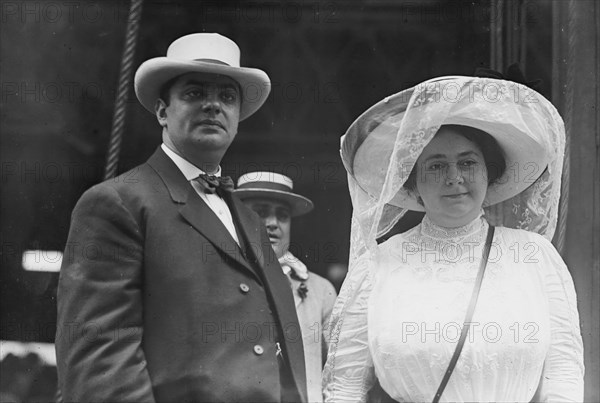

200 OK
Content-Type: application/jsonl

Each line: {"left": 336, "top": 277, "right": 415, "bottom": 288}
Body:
{"left": 401, "top": 321, "right": 540, "bottom": 344}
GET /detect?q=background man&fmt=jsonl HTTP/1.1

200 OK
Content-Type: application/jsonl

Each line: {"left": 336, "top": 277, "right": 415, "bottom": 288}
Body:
{"left": 236, "top": 171, "right": 337, "bottom": 403}
{"left": 55, "top": 33, "right": 307, "bottom": 402}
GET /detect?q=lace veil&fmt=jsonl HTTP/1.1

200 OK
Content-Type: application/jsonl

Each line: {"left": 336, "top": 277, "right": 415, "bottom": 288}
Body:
{"left": 324, "top": 76, "right": 566, "bottom": 392}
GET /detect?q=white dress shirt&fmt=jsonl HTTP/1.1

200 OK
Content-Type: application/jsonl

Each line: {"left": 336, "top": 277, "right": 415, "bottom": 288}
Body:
{"left": 161, "top": 144, "right": 240, "bottom": 245}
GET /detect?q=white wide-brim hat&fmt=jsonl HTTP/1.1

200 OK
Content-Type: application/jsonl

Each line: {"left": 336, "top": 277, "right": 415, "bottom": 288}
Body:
{"left": 341, "top": 76, "right": 558, "bottom": 211}
{"left": 134, "top": 33, "right": 271, "bottom": 121}
{"left": 234, "top": 172, "right": 314, "bottom": 217}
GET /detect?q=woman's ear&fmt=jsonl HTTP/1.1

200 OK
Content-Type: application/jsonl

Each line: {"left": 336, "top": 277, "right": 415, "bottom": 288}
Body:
{"left": 155, "top": 99, "right": 168, "bottom": 127}
{"left": 405, "top": 186, "right": 424, "bottom": 207}
{"left": 411, "top": 188, "right": 424, "bottom": 206}
{"left": 482, "top": 194, "right": 490, "bottom": 208}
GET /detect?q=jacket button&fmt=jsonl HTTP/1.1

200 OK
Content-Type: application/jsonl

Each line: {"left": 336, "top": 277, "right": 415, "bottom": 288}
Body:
{"left": 253, "top": 345, "right": 264, "bottom": 355}
{"left": 239, "top": 283, "right": 250, "bottom": 293}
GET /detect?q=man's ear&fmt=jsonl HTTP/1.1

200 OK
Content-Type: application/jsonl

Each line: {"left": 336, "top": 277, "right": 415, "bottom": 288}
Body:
{"left": 155, "top": 98, "right": 168, "bottom": 127}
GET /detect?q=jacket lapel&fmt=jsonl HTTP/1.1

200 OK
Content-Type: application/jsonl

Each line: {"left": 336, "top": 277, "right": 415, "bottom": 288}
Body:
{"left": 225, "top": 193, "right": 265, "bottom": 268}
{"left": 179, "top": 190, "right": 258, "bottom": 276}
{"left": 227, "top": 193, "right": 308, "bottom": 402}
{"left": 147, "top": 148, "right": 258, "bottom": 278}
{"left": 287, "top": 276, "right": 303, "bottom": 308}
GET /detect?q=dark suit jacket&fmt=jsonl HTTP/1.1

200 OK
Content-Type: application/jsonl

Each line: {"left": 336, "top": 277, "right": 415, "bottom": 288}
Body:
{"left": 56, "top": 148, "right": 307, "bottom": 402}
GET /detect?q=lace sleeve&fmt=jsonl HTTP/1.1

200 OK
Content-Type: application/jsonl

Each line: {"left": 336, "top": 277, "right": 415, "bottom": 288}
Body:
{"left": 535, "top": 235, "right": 584, "bottom": 402}
{"left": 323, "top": 253, "right": 376, "bottom": 403}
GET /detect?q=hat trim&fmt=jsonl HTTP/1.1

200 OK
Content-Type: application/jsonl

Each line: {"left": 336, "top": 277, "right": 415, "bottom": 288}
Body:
{"left": 346, "top": 76, "right": 553, "bottom": 211}
{"left": 235, "top": 189, "right": 314, "bottom": 217}
{"left": 237, "top": 181, "right": 292, "bottom": 193}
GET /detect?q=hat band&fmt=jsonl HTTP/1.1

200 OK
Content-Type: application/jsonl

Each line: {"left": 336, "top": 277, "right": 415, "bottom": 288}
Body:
{"left": 194, "top": 59, "right": 231, "bottom": 67}
{"left": 237, "top": 181, "right": 292, "bottom": 193}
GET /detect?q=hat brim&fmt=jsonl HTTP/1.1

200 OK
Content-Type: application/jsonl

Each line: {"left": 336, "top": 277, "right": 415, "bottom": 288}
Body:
{"left": 344, "top": 76, "right": 552, "bottom": 211}
{"left": 234, "top": 189, "right": 314, "bottom": 217}
{"left": 134, "top": 58, "right": 271, "bottom": 121}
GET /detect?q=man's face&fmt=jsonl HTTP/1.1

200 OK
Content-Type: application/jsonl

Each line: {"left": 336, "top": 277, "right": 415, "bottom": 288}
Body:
{"left": 245, "top": 198, "right": 292, "bottom": 259}
{"left": 156, "top": 72, "right": 241, "bottom": 162}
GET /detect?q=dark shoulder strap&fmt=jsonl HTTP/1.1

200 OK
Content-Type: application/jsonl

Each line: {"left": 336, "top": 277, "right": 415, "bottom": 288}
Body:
{"left": 432, "top": 225, "right": 495, "bottom": 403}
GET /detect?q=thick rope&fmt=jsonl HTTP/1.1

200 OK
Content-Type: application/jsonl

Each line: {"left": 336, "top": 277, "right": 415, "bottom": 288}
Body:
{"left": 103, "top": 0, "right": 144, "bottom": 180}
{"left": 555, "top": 0, "right": 575, "bottom": 255}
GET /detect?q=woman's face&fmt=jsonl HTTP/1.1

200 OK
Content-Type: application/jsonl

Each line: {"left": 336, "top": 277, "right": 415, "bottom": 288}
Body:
{"left": 414, "top": 126, "right": 488, "bottom": 228}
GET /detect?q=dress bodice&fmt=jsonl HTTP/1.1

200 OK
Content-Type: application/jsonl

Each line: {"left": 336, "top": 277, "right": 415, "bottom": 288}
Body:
{"left": 323, "top": 217, "right": 584, "bottom": 402}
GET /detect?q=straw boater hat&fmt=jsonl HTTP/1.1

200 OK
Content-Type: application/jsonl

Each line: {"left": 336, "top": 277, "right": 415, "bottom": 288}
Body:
{"left": 134, "top": 33, "right": 271, "bottom": 121}
{"left": 234, "top": 172, "right": 314, "bottom": 217}
{"left": 341, "top": 75, "right": 556, "bottom": 212}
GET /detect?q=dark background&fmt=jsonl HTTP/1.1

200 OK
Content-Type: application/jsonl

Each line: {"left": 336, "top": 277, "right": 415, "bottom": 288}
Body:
{"left": 4, "top": 1, "right": 585, "bottom": 402}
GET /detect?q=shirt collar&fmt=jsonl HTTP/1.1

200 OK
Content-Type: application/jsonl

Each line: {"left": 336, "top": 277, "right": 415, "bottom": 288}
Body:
{"left": 161, "top": 143, "right": 221, "bottom": 181}
{"left": 421, "top": 210, "right": 485, "bottom": 240}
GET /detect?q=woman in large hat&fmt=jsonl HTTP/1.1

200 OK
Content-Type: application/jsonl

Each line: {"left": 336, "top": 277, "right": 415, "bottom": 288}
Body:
{"left": 323, "top": 75, "right": 584, "bottom": 402}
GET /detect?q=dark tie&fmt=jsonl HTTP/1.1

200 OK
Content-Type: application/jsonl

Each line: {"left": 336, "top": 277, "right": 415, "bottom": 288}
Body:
{"left": 194, "top": 173, "right": 235, "bottom": 196}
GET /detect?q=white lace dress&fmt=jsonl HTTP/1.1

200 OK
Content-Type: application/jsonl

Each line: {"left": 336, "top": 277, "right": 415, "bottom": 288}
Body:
{"left": 323, "top": 215, "right": 584, "bottom": 402}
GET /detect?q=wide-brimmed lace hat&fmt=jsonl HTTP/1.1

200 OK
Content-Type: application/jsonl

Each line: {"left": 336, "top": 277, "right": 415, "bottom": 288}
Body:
{"left": 134, "top": 33, "right": 271, "bottom": 121}
{"left": 342, "top": 75, "right": 557, "bottom": 212}
{"left": 341, "top": 75, "right": 565, "bottom": 241}
{"left": 234, "top": 171, "right": 314, "bottom": 217}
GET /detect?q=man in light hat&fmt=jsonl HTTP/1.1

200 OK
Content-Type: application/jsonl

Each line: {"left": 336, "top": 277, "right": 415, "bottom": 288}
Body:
{"left": 235, "top": 172, "right": 337, "bottom": 403}
{"left": 56, "top": 33, "right": 307, "bottom": 402}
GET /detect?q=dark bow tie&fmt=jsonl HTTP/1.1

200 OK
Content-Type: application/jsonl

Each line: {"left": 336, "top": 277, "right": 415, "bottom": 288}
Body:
{"left": 194, "top": 174, "right": 235, "bottom": 195}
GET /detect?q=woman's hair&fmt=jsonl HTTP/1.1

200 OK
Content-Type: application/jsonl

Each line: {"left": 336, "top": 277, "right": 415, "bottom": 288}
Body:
{"left": 403, "top": 124, "right": 506, "bottom": 192}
